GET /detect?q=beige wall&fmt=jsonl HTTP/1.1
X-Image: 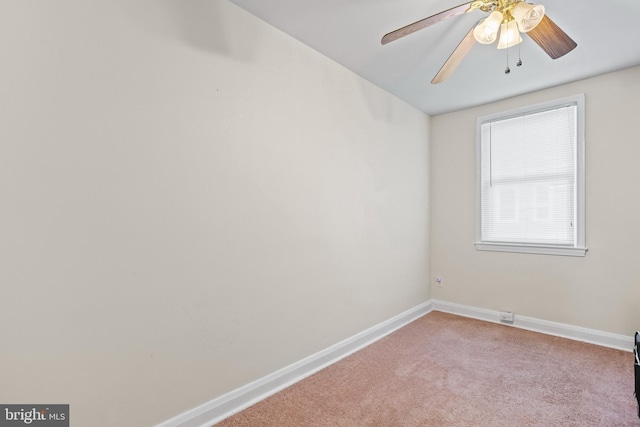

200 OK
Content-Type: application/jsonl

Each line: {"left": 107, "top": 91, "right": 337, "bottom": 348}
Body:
{"left": 431, "top": 66, "right": 640, "bottom": 336}
{"left": 0, "top": 1, "right": 430, "bottom": 426}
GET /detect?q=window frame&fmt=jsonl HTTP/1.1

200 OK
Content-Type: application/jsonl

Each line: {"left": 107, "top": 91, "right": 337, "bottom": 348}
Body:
{"left": 475, "top": 94, "right": 587, "bottom": 257}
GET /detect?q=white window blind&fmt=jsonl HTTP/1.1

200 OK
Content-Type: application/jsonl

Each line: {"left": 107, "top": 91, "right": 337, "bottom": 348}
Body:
{"left": 476, "top": 95, "right": 586, "bottom": 256}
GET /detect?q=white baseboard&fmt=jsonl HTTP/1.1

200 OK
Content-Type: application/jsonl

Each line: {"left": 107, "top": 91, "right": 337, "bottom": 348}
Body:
{"left": 431, "top": 299, "right": 634, "bottom": 352}
{"left": 157, "top": 298, "right": 633, "bottom": 427}
{"left": 156, "top": 301, "right": 433, "bottom": 427}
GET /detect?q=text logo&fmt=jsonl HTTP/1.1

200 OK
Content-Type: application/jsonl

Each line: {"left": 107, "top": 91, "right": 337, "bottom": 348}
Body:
{"left": 0, "top": 405, "right": 68, "bottom": 426}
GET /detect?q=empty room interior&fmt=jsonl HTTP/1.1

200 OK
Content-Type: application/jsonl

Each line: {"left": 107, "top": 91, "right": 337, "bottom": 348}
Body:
{"left": 2, "top": 0, "right": 640, "bottom": 426}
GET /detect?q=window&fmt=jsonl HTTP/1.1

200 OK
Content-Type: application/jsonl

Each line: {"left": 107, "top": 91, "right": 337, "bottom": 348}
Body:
{"left": 475, "top": 94, "right": 586, "bottom": 256}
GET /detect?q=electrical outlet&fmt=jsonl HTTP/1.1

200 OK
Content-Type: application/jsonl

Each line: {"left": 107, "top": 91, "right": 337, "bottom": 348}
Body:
{"left": 436, "top": 276, "right": 443, "bottom": 287}
{"left": 499, "top": 311, "right": 514, "bottom": 323}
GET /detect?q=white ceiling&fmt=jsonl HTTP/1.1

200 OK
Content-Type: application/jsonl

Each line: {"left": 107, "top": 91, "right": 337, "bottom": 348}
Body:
{"left": 228, "top": 0, "right": 640, "bottom": 116}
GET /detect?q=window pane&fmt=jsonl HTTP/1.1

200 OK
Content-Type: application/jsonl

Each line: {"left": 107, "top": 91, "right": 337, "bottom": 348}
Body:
{"left": 479, "top": 104, "right": 577, "bottom": 246}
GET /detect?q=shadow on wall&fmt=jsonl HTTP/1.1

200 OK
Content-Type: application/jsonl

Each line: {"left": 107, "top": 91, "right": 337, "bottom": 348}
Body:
{"left": 122, "top": 0, "right": 258, "bottom": 61}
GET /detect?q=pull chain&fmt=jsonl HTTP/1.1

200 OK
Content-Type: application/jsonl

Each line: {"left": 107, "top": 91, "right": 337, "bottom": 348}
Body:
{"left": 505, "top": 47, "right": 510, "bottom": 74}
{"left": 505, "top": 45, "right": 523, "bottom": 74}
{"left": 517, "top": 44, "right": 523, "bottom": 67}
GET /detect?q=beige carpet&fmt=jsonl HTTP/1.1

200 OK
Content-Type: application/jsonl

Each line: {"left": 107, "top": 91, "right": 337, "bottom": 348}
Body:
{"left": 217, "top": 311, "right": 638, "bottom": 426}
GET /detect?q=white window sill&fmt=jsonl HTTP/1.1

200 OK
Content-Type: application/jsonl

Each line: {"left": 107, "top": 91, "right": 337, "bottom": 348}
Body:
{"left": 475, "top": 242, "right": 588, "bottom": 257}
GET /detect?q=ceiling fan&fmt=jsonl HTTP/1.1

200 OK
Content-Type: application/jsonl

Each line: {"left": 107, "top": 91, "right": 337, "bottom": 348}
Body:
{"left": 381, "top": 0, "right": 577, "bottom": 84}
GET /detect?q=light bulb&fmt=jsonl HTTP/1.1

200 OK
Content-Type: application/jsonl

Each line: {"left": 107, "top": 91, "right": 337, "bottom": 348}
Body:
{"left": 473, "top": 11, "right": 503, "bottom": 44}
{"left": 497, "top": 20, "right": 522, "bottom": 49}
{"left": 512, "top": 2, "right": 545, "bottom": 32}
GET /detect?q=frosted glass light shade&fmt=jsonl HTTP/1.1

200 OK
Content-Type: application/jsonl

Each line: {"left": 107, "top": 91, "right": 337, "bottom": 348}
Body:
{"left": 497, "top": 20, "right": 522, "bottom": 49}
{"left": 473, "top": 11, "right": 503, "bottom": 44}
{"left": 512, "top": 2, "right": 545, "bottom": 32}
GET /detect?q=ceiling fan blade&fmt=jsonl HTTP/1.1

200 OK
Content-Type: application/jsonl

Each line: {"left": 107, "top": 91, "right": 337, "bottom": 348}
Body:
{"left": 381, "top": 2, "right": 472, "bottom": 45}
{"left": 431, "top": 22, "right": 477, "bottom": 84}
{"left": 527, "top": 15, "right": 577, "bottom": 59}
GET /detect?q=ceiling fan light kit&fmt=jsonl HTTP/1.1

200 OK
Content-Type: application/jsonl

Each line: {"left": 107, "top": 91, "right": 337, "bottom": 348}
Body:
{"left": 474, "top": 11, "right": 503, "bottom": 44}
{"left": 512, "top": 3, "right": 546, "bottom": 32}
{"left": 381, "top": 0, "right": 577, "bottom": 84}
{"left": 497, "top": 20, "right": 523, "bottom": 49}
